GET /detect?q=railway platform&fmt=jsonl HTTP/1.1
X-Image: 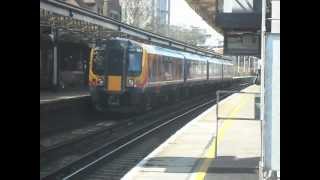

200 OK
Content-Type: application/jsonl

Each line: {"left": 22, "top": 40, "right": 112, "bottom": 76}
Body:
{"left": 40, "top": 89, "right": 90, "bottom": 114}
{"left": 40, "top": 89, "right": 90, "bottom": 105}
{"left": 122, "top": 84, "right": 261, "bottom": 180}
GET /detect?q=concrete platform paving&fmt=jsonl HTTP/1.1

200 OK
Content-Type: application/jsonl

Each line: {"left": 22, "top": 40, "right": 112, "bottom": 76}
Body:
{"left": 122, "top": 85, "right": 261, "bottom": 180}
{"left": 40, "top": 89, "right": 89, "bottom": 105}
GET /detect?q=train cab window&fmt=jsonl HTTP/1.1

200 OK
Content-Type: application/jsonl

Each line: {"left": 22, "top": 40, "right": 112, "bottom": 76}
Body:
{"left": 92, "top": 49, "right": 105, "bottom": 75}
{"left": 105, "top": 41, "right": 127, "bottom": 76}
{"left": 128, "top": 47, "right": 142, "bottom": 76}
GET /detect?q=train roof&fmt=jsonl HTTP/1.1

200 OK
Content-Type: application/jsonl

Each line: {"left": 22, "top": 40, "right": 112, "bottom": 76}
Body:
{"left": 142, "top": 44, "right": 185, "bottom": 59}
{"left": 221, "top": 60, "right": 233, "bottom": 65}
{"left": 180, "top": 52, "right": 207, "bottom": 62}
{"left": 107, "top": 38, "right": 233, "bottom": 65}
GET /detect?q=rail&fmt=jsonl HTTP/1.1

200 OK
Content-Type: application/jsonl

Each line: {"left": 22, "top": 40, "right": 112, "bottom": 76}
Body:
{"left": 41, "top": 84, "right": 248, "bottom": 180}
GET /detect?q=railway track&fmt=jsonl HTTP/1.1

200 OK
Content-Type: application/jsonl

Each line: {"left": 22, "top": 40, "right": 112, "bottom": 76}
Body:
{"left": 40, "top": 88, "right": 214, "bottom": 161}
{"left": 40, "top": 84, "right": 227, "bottom": 160}
{"left": 40, "top": 83, "right": 250, "bottom": 180}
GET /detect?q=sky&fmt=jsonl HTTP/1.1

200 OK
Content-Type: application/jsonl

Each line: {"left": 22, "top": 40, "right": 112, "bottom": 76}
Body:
{"left": 170, "top": 0, "right": 223, "bottom": 46}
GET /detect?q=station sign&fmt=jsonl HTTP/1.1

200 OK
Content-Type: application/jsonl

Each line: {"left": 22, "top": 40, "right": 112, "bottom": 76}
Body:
{"left": 223, "top": 31, "right": 261, "bottom": 57}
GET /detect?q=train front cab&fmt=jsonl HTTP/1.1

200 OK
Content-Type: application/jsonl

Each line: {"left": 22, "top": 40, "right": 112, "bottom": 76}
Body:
{"left": 88, "top": 39, "right": 147, "bottom": 112}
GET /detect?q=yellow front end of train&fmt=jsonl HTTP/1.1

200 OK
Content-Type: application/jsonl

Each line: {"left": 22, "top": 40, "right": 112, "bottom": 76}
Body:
{"left": 88, "top": 38, "right": 149, "bottom": 112}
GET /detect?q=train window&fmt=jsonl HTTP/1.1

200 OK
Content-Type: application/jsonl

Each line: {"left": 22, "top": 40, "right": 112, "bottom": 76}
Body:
{"left": 215, "top": 64, "right": 218, "bottom": 77}
{"left": 92, "top": 49, "right": 105, "bottom": 75}
{"left": 186, "top": 61, "right": 191, "bottom": 78}
{"left": 170, "top": 58, "right": 176, "bottom": 79}
{"left": 163, "top": 57, "right": 173, "bottom": 81}
{"left": 148, "top": 55, "right": 157, "bottom": 82}
{"left": 202, "top": 62, "right": 207, "bottom": 77}
{"left": 189, "top": 61, "right": 195, "bottom": 78}
{"left": 128, "top": 47, "right": 142, "bottom": 76}
{"left": 176, "top": 58, "right": 183, "bottom": 80}
{"left": 209, "top": 63, "right": 214, "bottom": 77}
{"left": 195, "top": 61, "right": 200, "bottom": 78}
{"left": 217, "top": 64, "right": 221, "bottom": 78}
{"left": 170, "top": 57, "right": 183, "bottom": 81}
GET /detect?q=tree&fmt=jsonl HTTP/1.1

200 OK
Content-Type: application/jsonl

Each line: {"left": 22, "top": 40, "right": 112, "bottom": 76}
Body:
{"left": 120, "top": 0, "right": 153, "bottom": 29}
{"left": 168, "top": 25, "right": 210, "bottom": 46}
{"left": 119, "top": 0, "right": 210, "bottom": 46}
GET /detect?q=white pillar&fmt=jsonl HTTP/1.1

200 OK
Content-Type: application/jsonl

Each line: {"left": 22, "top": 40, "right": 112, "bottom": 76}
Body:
{"left": 264, "top": 33, "right": 280, "bottom": 177}
{"left": 223, "top": 0, "right": 233, "bottom": 13}
{"left": 262, "top": 0, "right": 280, "bottom": 179}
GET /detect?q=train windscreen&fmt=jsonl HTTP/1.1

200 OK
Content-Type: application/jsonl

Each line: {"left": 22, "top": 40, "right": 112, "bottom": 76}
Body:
{"left": 93, "top": 40, "right": 142, "bottom": 77}
{"left": 92, "top": 40, "right": 126, "bottom": 76}
{"left": 106, "top": 40, "right": 127, "bottom": 76}
{"left": 92, "top": 49, "right": 105, "bottom": 75}
{"left": 127, "top": 46, "right": 142, "bottom": 76}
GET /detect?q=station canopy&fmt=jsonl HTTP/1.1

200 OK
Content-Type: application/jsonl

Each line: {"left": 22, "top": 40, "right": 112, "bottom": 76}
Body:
{"left": 40, "top": 0, "right": 230, "bottom": 60}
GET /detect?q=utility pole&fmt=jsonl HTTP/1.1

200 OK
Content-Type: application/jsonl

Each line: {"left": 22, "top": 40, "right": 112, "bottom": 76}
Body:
{"left": 167, "top": 0, "right": 170, "bottom": 36}
{"left": 50, "top": 27, "right": 59, "bottom": 90}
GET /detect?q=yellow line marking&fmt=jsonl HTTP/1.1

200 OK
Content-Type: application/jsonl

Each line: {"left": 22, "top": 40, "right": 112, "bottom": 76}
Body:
{"left": 194, "top": 94, "right": 252, "bottom": 180}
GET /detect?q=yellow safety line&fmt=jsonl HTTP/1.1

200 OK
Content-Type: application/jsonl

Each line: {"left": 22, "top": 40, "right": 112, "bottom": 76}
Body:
{"left": 194, "top": 94, "right": 252, "bottom": 180}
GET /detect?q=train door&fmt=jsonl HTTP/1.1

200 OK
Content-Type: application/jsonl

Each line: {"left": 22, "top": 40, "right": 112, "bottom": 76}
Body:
{"left": 104, "top": 40, "right": 128, "bottom": 93}
{"left": 183, "top": 58, "right": 187, "bottom": 83}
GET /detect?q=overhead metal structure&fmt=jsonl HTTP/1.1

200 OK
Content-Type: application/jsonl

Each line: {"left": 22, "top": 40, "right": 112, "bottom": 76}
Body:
{"left": 40, "top": 0, "right": 230, "bottom": 60}
{"left": 186, "top": 0, "right": 262, "bottom": 57}
{"left": 186, "top": 0, "right": 223, "bottom": 34}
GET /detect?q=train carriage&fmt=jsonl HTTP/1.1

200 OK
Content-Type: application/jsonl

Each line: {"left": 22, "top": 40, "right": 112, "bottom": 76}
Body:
{"left": 88, "top": 38, "right": 253, "bottom": 112}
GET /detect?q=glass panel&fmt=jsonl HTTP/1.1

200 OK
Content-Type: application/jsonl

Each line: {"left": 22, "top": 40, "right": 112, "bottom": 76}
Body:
{"left": 92, "top": 49, "right": 105, "bottom": 75}
{"left": 127, "top": 50, "right": 142, "bottom": 76}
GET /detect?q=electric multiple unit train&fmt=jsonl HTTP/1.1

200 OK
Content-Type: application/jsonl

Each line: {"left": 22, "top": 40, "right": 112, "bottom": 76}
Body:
{"left": 88, "top": 38, "right": 254, "bottom": 112}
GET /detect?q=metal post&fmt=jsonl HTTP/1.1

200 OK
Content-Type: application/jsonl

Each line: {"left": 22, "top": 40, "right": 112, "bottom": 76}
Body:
{"left": 237, "top": 56, "right": 240, "bottom": 75}
{"left": 215, "top": 91, "right": 220, "bottom": 158}
{"left": 253, "top": 58, "right": 256, "bottom": 73}
{"left": 53, "top": 46, "right": 58, "bottom": 86}
{"left": 52, "top": 28, "right": 58, "bottom": 88}
{"left": 243, "top": 56, "right": 246, "bottom": 74}
{"left": 248, "top": 57, "right": 250, "bottom": 74}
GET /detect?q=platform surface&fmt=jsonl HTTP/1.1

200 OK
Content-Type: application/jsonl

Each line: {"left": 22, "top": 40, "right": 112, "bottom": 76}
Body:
{"left": 40, "top": 89, "right": 89, "bottom": 105}
{"left": 122, "top": 85, "right": 261, "bottom": 180}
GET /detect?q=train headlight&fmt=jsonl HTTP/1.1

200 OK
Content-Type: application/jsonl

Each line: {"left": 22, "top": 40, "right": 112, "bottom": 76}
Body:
{"left": 97, "top": 78, "right": 104, "bottom": 86}
{"left": 128, "top": 79, "right": 135, "bottom": 87}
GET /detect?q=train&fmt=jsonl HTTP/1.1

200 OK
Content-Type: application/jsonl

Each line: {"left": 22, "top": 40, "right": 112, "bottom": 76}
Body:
{"left": 88, "top": 38, "right": 255, "bottom": 112}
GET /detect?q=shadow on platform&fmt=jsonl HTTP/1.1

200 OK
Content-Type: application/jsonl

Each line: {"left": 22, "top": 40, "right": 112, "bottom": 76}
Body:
{"left": 142, "top": 156, "right": 260, "bottom": 174}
